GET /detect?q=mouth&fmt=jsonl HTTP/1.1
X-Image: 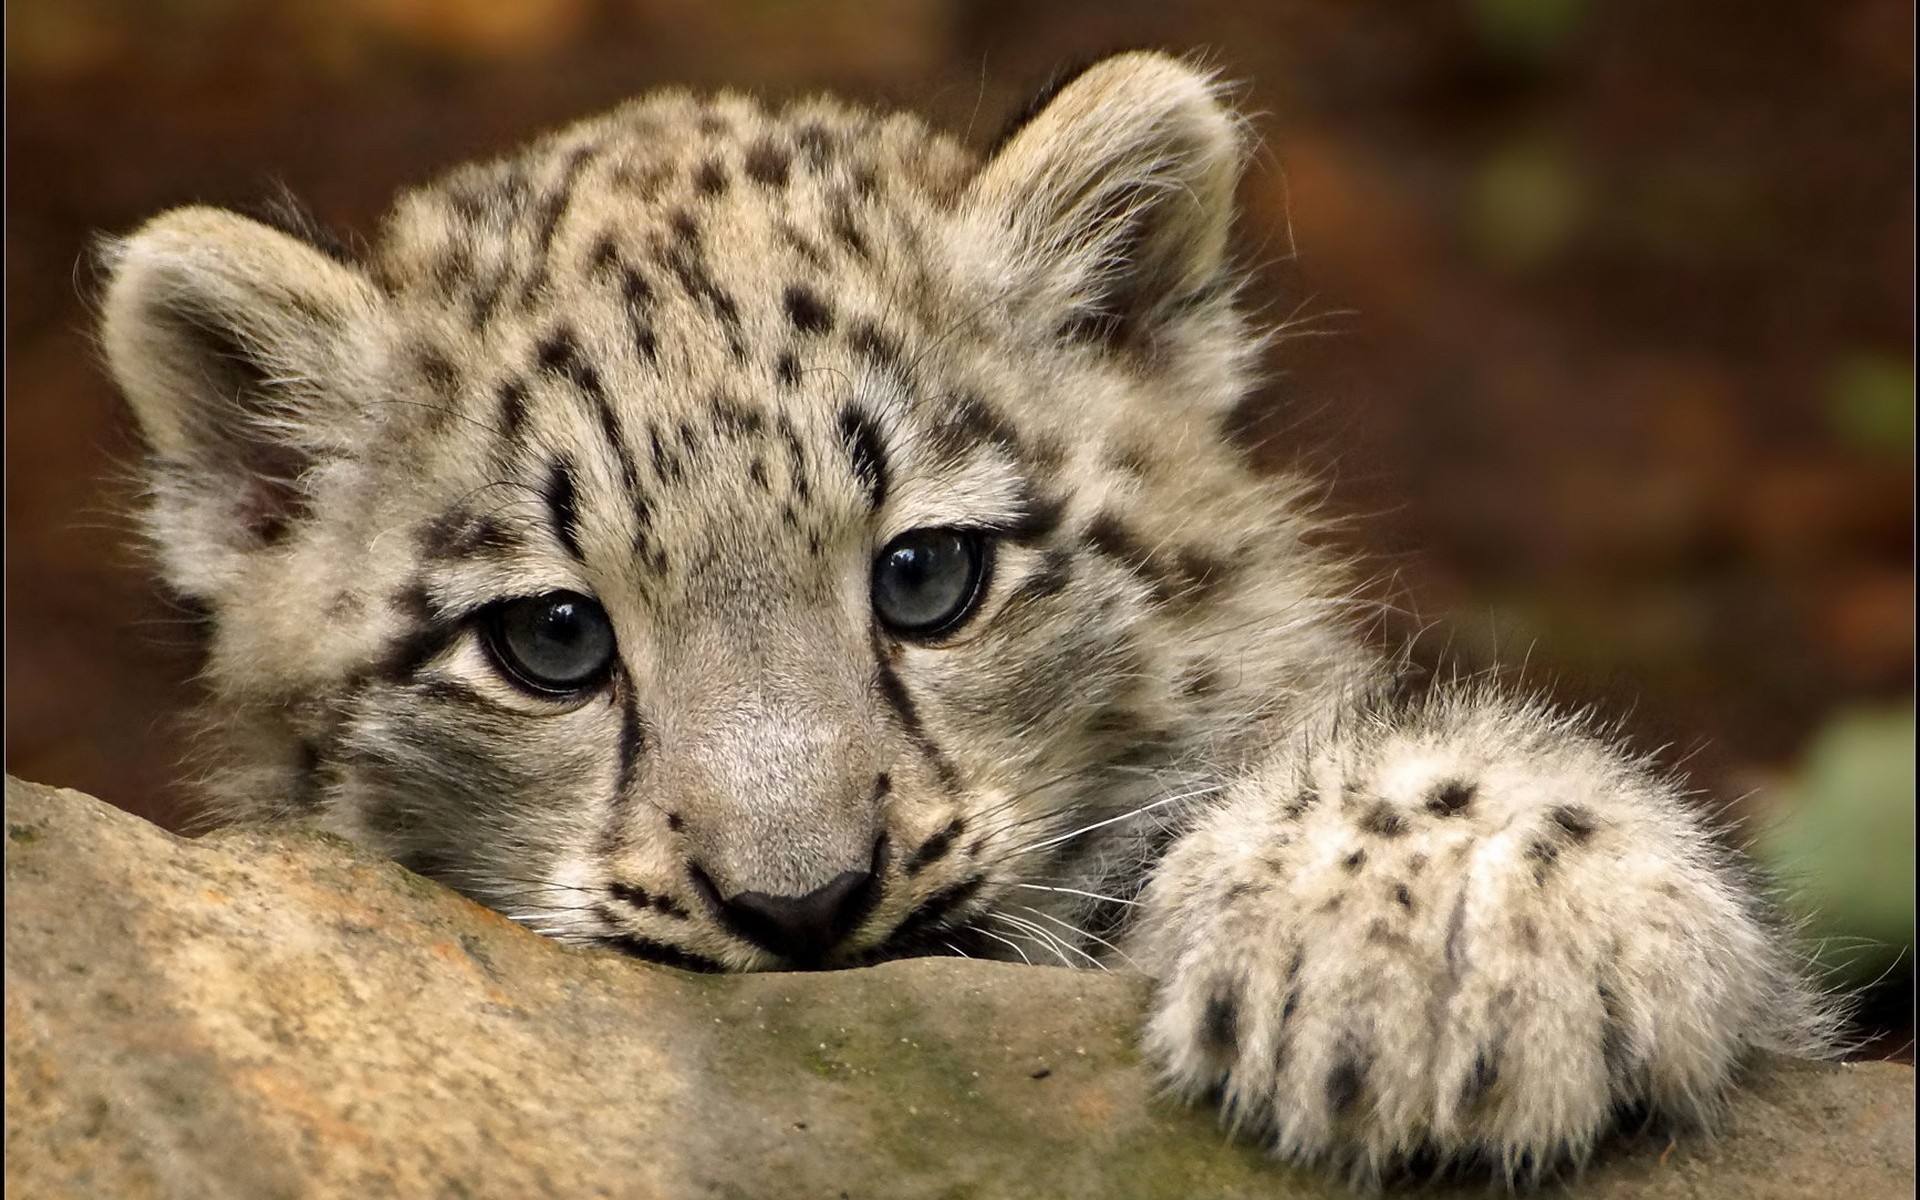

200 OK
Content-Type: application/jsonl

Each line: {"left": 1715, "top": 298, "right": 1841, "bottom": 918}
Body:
{"left": 595, "top": 872, "right": 998, "bottom": 974}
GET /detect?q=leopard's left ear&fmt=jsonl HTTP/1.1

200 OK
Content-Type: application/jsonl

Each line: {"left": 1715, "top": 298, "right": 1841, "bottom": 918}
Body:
{"left": 959, "top": 52, "right": 1245, "bottom": 351}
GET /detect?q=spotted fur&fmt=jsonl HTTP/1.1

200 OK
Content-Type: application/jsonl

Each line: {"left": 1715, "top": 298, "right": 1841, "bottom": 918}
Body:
{"left": 100, "top": 52, "right": 1837, "bottom": 1188}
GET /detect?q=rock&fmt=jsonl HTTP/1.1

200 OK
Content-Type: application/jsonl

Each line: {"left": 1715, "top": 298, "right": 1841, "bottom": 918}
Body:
{"left": 4, "top": 776, "right": 1913, "bottom": 1199}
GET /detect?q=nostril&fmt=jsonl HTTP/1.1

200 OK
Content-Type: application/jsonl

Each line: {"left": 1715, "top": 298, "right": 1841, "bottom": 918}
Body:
{"left": 715, "top": 862, "right": 882, "bottom": 967}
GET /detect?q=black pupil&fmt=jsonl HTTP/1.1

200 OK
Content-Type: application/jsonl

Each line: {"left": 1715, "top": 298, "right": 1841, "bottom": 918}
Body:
{"left": 496, "top": 593, "right": 613, "bottom": 691}
{"left": 874, "top": 530, "right": 980, "bottom": 634}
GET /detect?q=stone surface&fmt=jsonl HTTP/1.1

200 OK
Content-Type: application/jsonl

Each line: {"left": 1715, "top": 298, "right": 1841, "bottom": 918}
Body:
{"left": 5, "top": 775, "right": 1913, "bottom": 1199}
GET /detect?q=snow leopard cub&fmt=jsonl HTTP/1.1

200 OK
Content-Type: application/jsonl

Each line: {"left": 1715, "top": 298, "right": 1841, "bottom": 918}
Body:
{"left": 100, "top": 51, "right": 1834, "bottom": 1186}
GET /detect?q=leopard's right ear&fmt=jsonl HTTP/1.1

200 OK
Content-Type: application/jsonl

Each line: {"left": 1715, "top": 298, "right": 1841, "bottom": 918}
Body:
{"left": 99, "top": 206, "right": 386, "bottom": 601}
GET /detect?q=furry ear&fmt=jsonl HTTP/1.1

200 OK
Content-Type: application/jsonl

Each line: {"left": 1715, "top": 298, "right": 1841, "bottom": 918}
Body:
{"left": 960, "top": 52, "right": 1245, "bottom": 350}
{"left": 99, "top": 206, "right": 384, "bottom": 600}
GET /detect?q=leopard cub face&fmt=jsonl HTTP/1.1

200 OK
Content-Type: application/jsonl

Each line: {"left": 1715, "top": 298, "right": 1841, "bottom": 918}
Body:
{"left": 102, "top": 53, "right": 1371, "bottom": 972}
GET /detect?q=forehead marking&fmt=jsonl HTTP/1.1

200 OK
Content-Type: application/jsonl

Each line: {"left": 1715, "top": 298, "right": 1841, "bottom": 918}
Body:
{"left": 837, "top": 404, "right": 889, "bottom": 510}
{"left": 544, "top": 458, "right": 585, "bottom": 561}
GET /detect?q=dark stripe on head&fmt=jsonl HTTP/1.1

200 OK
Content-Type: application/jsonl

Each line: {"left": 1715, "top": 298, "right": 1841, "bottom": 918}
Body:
{"left": 602, "top": 929, "right": 724, "bottom": 974}
{"left": 873, "top": 651, "right": 960, "bottom": 791}
{"left": 988, "top": 58, "right": 1103, "bottom": 156}
{"left": 875, "top": 875, "right": 986, "bottom": 958}
{"left": 745, "top": 139, "right": 792, "bottom": 187}
{"left": 418, "top": 509, "right": 524, "bottom": 561}
{"left": 545, "top": 458, "right": 585, "bottom": 560}
{"left": 615, "top": 688, "right": 644, "bottom": 809}
{"left": 837, "top": 405, "right": 889, "bottom": 509}
{"left": 846, "top": 320, "right": 900, "bottom": 369}
{"left": 980, "top": 481, "right": 1065, "bottom": 545}
{"left": 709, "top": 390, "right": 765, "bottom": 438}
{"left": 498, "top": 376, "right": 530, "bottom": 439}
{"left": 1326, "top": 1043, "right": 1370, "bottom": 1117}
{"left": 783, "top": 283, "right": 834, "bottom": 335}
{"left": 381, "top": 585, "right": 460, "bottom": 681}
{"left": 694, "top": 158, "right": 729, "bottom": 196}
{"left": 993, "top": 547, "right": 1073, "bottom": 628}
{"left": 904, "top": 818, "right": 965, "bottom": 876}
{"left": 243, "top": 185, "right": 357, "bottom": 266}
{"left": 926, "top": 392, "right": 1023, "bottom": 464}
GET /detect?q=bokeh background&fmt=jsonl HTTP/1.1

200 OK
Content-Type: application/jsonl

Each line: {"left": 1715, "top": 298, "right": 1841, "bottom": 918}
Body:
{"left": 7, "top": 1, "right": 1912, "bottom": 1054}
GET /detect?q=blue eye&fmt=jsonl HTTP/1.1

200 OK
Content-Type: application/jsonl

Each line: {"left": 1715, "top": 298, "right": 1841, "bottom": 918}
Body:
{"left": 483, "top": 592, "right": 616, "bottom": 695}
{"left": 872, "top": 529, "right": 991, "bottom": 638}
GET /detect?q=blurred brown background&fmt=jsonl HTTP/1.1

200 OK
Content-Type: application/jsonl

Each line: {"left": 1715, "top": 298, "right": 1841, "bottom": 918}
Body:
{"left": 7, "top": 1, "right": 1912, "bottom": 1049}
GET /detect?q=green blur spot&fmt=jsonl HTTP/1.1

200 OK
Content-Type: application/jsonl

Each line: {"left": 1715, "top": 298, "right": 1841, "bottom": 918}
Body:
{"left": 1472, "top": 0, "right": 1590, "bottom": 61}
{"left": 1757, "top": 704, "right": 1916, "bottom": 987}
{"left": 1470, "top": 140, "right": 1584, "bottom": 272}
{"left": 1826, "top": 355, "right": 1915, "bottom": 459}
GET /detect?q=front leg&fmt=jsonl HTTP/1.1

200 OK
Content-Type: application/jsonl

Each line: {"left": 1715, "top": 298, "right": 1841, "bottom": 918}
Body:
{"left": 1127, "top": 688, "right": 1837, "bottom": 1186}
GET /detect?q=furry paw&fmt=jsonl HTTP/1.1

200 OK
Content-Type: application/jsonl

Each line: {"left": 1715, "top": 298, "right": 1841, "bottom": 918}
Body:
{"left": 1126, "top": 692, "right": 1834, "bottom": 1186}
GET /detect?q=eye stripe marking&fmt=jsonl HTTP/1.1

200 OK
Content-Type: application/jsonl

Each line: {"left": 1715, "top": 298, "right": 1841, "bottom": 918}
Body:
{"left": 837, "top": 404, "right": 888, "bottom": 509}
{"left": 872, "top": 650, "right": 961, "bottom": 792}
{"left": 614, "top": 688, "right": 643, "bottom": 810}
{"left": 544, "top": 458, "right": 585, "bottom": 560}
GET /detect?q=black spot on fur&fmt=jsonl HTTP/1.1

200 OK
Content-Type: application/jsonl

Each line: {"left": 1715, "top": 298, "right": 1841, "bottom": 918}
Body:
{"left": 1426, "top": 780, "right": 1476, "bottom": 815}
{"left": 774, "top": 351, "right": 802, "bottom": 388}
{"left": 1000, "top": 546, "right": 1073, "bottom": 615}
{"left": 1084, "top": 512, "right": 1158, "bottom": 576}
{"left": 831, "top": 205, "right": 870, "bottom": 259}
{"left": 1549, "top": 805, "right": 1598, "bottom": 842}
{"left": 776, "top": 221, "right": 827, "bottom": 268}
{"left": 992, "top": 483, "right": 1065, "bottom": 544}
{"left": 1365, "top": 917, "right": 1402, "bottom": 944}
{"left": 544, "top": 458, "right": 585, "bottom": 560}
{"left": 1393, "top": 883, "right": 1414, "bottom": 909}
{"left": 1459, "top": 1050, "right": 1501, "bottom": 1112}
{"left": 604, "top": 932, "right": 723, "bottom": 974}
{"left": 379, "top": 586, "right": 459, "bottom": 682}
{"left": 242, "top": 185, "right": 357, "bottom": 267}
{"left": 879, "top": 876, "right": 986, "bottom": 957}
{"left": 416, "top": 347, "right": 460, "bottom": 399}
{"left": 658, "top": 211, "right": 745, "bottom": 358}
{"left": 615, "top": 690, "right": 644, "bottom": 804}
{"left": 1358, "top": 802, "right": 1406, "bottom": 838}
{"left": 497, "top": 376, "right": 530, "bottom": 439}
{"left": 418, "top": 510, "right": 521, "bottom": 561}
{"left": 1527, "top": 837, "right": 1561, "bottom": 883}
{"left": 1342, "top": 849, "right": 1366, "bottom": 873}
{"left": 987, "top": 57, "right": 1104, "bottom": 155}
{"left": 926, "top": 392, "right": 1023, "bottom": 463}
{"left": 709, "top": 390, "right": 765, "bottom": 438}
{"left": 1326, "top": 1048, "right": 1369, "bottom": 1116}
{"left": 1598, "top": 983, "right": 1635, "bottom": 1084}
{"left": 905, "top": 818, "right": 965, "bottom": 876}
{"left": 1202, "top": 993, "right": 1239, "bottom": 1055}
{"left": 837, "top": 405, "right": 889, "bottom": 509}
{"left": 610, "top": 882, "right": 653, "bottom": 911}
{"left": 794, "top": 122, "right": 836, "bottom": 168}
{"left": 847, "top": 320, "right": 900, "bottom": 368}
{"left": 1178, "top": 662, "right": 1223, "bottom": 699}
{"left": 745, "top": 139, "right": 792, "bottom": 187}
{"left": 874, "top": 652, "right": 960, "bottom": 791}
{"left": 694, "top": 158, "right": 729, "bottom": 196}
{"left": 666, "top": 812, "right": 684, "bottom": 833}
{"left": 783, "top": 284, "right": 834, "bottom": 334}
